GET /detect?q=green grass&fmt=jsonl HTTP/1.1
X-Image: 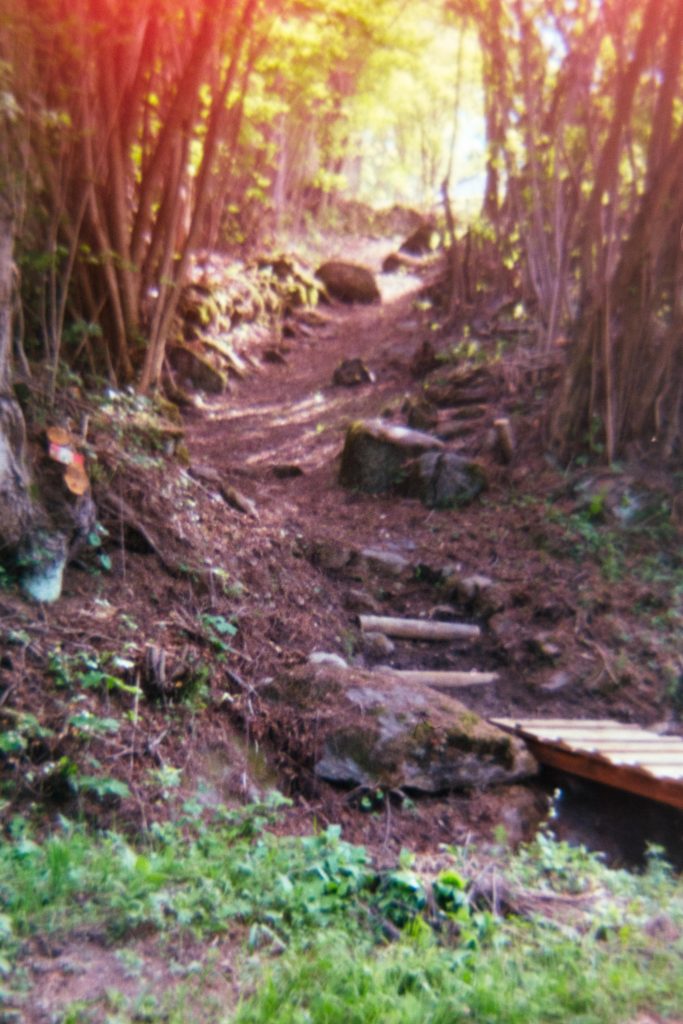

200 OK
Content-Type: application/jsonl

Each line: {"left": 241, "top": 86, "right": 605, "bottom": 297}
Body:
{"left": 235, "top": 834, "right": 683, "bottom": 1024}
{"left": 0, "top": 803, "right": 374, "bottom": 951}
{"left": 0, "top": 806, "right": 681, "bottom": 1023}
{"left": 234, "top": 925, "right": 683, "bottom": 1024}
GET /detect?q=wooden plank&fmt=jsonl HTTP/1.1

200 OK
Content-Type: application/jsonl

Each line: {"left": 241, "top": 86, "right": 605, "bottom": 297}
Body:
{"left": 522, "top": 739, "right": 683, "bottom": 811}
{"left": 489, "top": 720, "right": 651, "bottom": 737}
{"left": 502, "top": 733, "right": 655, "bottom": 744}
{"left": 573, "top": 741, "right": 683, "bottom": 749}
{"left": 525, "top": 724, "right": 654, "bottom": 733}
{"left": 575, "top": 742, "right": 683, "bottom": 753}
{"left": 531, "top": 724, "right": 655, "bottom": 734}
{"left": 385, "top": 669, "right": 497, "bottom": 687}
{"left": 518, "top": 729, "right": 662, "bottom": 744}
{"left": 492, "top": 718, "right": 638, "bottom": 731}
{"left": 606, "top": 755, "right": 683, "bottom": 767}
{"left": 584, "top": 753, "right": 683, "bottom": 765}
{"left": 490, "top": 718, "right": 683, "bottom": 809}
{"left": 359, "top": 615, "right": 480, "bottom": 641}
{"left": 534, "top": 742, "right": 683, "bottom": 767}
{"left": 607, "top": 758, "right": 683, "bottom": 772}
{"left": 495, "top": 722, "right": 658, "bottom": 736}
{"left": 556, "top": 747, "right": 683, "bottom": 766}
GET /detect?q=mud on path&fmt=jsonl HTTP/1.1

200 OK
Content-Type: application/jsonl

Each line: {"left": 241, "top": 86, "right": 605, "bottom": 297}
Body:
{"left": 182, "top": 253, "right": 683, "bottom": 865}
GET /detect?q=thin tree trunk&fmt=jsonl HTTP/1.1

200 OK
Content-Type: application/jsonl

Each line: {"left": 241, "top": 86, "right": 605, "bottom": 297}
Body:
{"left": 577, "top": 0, "right": 662, "bottom": 280}
{"left": 0, "top": 199, "right": 33, "bottom": 551}
{"left": 139, "top": 0, "right": 261, "bottom": 392}
{"left": 479, "top": 0, "right": 508, "bottom": 229}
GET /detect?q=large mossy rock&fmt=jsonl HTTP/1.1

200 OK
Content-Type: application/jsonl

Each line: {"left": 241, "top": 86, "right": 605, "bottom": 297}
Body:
{"left": 339, "top": 418, "right": 443, "bottom": 493}
{"left": 263, "top": 664, "right": 536, "bottom": 793}
{"left": 316, "top": 261, "right": 381, "bottom": 304}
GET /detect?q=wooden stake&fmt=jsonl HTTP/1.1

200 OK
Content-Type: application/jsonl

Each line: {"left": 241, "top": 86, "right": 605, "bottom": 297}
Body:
{"left": 494, "top": 417, "right": 515, "bottom": 463}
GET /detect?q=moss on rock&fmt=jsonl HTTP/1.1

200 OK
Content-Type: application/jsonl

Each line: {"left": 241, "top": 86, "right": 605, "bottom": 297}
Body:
{"left": 261, "top": 664, "right": 537, "bottom": 794}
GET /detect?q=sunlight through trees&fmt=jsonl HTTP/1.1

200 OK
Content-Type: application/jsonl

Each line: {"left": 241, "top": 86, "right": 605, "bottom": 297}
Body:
{"left": 1, "top": 0, "right": 682, "bottom": 457}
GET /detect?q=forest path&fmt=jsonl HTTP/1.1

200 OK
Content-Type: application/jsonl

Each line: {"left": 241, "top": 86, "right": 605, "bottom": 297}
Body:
{"left": 183, "top": 252, "right": 450, "bottom": 581}
{"left": 182, "top": 248, "right": 556, "bottom": 732}
{"left": 186, "top": 263, "right": 425, "bottom": 480}
{"left": 180, "top": 237, "right": 675, "bottom": 736}
{"left": 182, "top": 246, "right": 683, "bottom": 870}
{"left": 180, "top": 255, "right": 562, "bottom": 858}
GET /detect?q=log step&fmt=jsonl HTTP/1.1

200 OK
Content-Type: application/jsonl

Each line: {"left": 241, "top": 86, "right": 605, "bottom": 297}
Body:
{"left": 383, "top": 669, "right": 497, "bottom": 689}
{"left": 359, "top": 615, "right": 480, "bottom": 641}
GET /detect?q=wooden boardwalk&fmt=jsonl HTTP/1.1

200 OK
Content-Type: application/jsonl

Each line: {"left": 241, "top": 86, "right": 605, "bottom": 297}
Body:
{"left": 491, "top": 718, "right": 683, "bottom": 811}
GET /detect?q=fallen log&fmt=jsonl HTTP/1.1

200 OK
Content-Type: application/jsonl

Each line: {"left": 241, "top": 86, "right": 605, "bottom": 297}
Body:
{"left": 384, "top": 669, "right": 497, "bottom": 688}
{"left": 359, "top": 615, "right": 480, "bottom": 641}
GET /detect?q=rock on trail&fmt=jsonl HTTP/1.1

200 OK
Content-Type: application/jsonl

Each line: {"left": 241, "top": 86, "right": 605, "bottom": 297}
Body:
{"left": 316, "top": 260, "right": 381, "bottom": 304}
{"left": 262, "top": 663, "right": 537, "bottom": 794}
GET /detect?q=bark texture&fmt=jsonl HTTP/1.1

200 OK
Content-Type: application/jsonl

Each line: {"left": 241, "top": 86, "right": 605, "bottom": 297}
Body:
{"left": 0, "top": 199, "right": 33, "bottom": 553}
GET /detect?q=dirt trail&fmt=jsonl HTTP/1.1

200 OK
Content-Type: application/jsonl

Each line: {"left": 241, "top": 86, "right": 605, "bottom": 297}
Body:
{"left": 182, "top": 253, "right": 683, "bottom": 866}
{"left": 183, "top": 252, "right": 666, "bottom": 726}
{"left": 182, "top": 266, "right": 558, "bottom": 851}
{"left": 186, "top": 267, "right": 560, "bottom": 722}
{"left": 0, "top": 241, "right": 679, "bottom": 892}
{"left": 188, "top": 273, "right": 422, "bottom": 484}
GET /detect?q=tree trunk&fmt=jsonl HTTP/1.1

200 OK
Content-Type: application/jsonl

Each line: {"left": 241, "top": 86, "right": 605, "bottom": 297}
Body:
{"left": 577, "top": 0, "right": 662, "bottom": 282}
{"left": 139, "top": 0, "right": 261, "bottom": 393}
{"left": 479, "top": 0, "right": 508, "bottom": 230}
{"left": 0, "top": 199, "right": 34, "bottom": 554}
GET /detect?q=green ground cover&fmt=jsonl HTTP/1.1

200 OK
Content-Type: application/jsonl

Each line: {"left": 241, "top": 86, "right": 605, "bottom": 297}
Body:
{"left": 1, "top": 798, "right": 681, "bottom": 1023}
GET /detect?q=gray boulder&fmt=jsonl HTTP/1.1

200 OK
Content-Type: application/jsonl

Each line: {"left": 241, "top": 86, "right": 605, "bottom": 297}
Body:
{"left": 316, "top": 261, "right": 381, "bottom": 304}
{"left": 406, "top": 451, "right": 487, "bottom": 508}
{"left": 339, "top": 419, "right": 443, "bottom": 493}
{"left": 263, "top": 664, "right": 536, "bottom": 794}
{"left": 361, "top": 631, "right": 396, "bottom": 658}
{"left": 308, "top": 652, "right": 349, "bottom": 670}
{"left": 446, "top": 573, "right": 506, "bottom": 618}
